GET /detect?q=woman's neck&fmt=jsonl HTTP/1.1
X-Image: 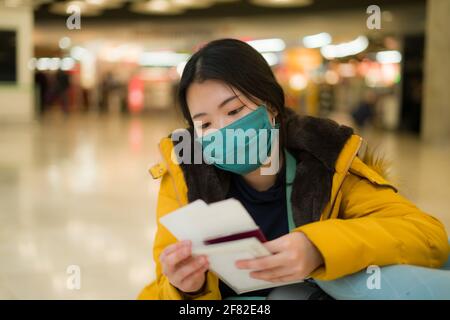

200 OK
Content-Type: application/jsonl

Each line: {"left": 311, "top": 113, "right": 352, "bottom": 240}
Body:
{"left": 242, "top": 151, "right": 284, "bottom": 192}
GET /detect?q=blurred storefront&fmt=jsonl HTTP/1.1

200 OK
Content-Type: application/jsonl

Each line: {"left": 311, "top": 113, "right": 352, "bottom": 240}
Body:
{"left": 24, "top": 1, "right": 422, "bottom": 134}
{"left": 0, "top": 0, "right": 448, "bottom": 138}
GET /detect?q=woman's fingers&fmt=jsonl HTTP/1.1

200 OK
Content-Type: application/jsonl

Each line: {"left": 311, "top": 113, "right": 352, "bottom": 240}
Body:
{"left": 263, "top": 234, "right": 291, "bottom": 253}
{"left": 249, "top": 266, "right": 294, "bottom": 281}
{"left": 179, "top": 263, "right": 209, "bottom": 292}
{"left": 160, "top": 240, "right": 191, "bottom": 261}
{"left": 269, "top": 273, "right": 299, "bottom": 283}
{"left": 161, "top": 243, "right": 192, "bottom": 275}
{"left": 235, "top": 252, "right": 285, "bottom": 271}
{"left": 173, "top": 255, "right": 209, "bottom": 284}
{"left": 159, "top": 241, "right": 210, "bottom": 293}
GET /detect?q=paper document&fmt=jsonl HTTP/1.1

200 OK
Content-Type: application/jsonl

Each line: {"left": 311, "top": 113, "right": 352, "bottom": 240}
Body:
{"left": 159, "top": 198, "right": 303, "bottom": 294}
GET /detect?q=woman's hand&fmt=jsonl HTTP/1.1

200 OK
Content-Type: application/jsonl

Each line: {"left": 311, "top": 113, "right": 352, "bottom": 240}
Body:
{"left": 235, "top": 232, "right": 324, "bottom": 283}
{"left": 160, "top": 240, "right": 209, "bottom": 294}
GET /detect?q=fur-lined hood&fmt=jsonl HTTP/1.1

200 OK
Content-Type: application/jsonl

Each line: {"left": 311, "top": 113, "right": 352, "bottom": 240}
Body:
{"left": 151, "top": 108, "right": 390, "bottom": 227}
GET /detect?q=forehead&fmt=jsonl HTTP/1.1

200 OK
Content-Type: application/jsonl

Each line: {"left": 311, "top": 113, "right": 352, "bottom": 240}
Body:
{"left": 186, "top": 80, "right": 238, "bottom": 112}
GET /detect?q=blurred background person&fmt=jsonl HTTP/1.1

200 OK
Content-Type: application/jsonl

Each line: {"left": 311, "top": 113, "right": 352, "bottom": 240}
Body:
{"left": 34, "top": 70, "right": 49, "bottom": 115}
{"left": 54, "top": 69, "right": 71, "bottom": 114}
{"left": 351, "top": 89, "right": 377, "bottom": 129}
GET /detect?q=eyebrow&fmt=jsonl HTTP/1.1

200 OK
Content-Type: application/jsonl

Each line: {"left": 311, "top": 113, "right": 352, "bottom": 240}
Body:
{"left": 191, "top": 95, "right": 240, "bottom": 120}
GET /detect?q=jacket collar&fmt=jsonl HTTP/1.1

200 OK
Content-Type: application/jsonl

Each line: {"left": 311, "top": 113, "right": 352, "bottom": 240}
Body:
{"left": 159, "top": 108, "right": 361, "bottom": 227}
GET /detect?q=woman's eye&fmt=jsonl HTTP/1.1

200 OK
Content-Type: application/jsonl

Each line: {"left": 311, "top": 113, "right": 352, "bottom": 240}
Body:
{"left": 200, "top": 122, "right": 211, "bottom": 129}
{"left": 227, "top": 106, "right": 245, "bottom": 116}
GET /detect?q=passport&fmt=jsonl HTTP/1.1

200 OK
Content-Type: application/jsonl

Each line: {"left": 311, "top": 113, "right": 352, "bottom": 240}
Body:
{"left": 159, "top": 198, "right": 303, "bottom": 294}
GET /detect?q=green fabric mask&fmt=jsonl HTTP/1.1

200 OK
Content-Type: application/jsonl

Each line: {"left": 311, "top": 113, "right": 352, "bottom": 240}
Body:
{"left": 196, "top": 106, "right": 279, "bottom": 175}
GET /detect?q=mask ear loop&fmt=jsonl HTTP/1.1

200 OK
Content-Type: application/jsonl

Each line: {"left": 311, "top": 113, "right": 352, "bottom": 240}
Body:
{"left": 263, "top": 103, "right": 276, "bottom": 127}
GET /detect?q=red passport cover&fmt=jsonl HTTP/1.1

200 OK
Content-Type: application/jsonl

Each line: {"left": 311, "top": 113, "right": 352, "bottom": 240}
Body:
{"left": 203, "top": 228, "right": 267, "bottom": 245}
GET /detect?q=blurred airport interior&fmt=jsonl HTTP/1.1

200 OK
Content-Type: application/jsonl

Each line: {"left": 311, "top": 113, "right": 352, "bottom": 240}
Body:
{"left": 0, "top": 0, "right": 449, "bottom": 299}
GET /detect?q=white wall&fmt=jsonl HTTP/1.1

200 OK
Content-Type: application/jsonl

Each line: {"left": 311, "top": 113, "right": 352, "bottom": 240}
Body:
{"left": 422, "top": 0, "right": 450, "bottom": 143}
{"left": 0, "top": 5, "right": 34, "bottom": 122}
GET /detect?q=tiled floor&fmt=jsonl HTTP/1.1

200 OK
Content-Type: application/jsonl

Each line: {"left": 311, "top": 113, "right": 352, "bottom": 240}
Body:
{"left": 0, "top": 111, "right": 449, "bottom": 299}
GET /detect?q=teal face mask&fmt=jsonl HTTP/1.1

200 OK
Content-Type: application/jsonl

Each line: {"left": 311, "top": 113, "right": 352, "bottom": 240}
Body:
{"left": 196, "top": 106, "right": 279, "bottom": 175}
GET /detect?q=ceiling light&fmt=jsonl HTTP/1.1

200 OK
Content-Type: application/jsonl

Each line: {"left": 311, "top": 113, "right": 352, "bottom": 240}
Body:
{"left": 176, "top": 61, "right": 187, "bottom": 77}
{"left": 139, "top": 51, "right": 190, "bottom": 67}
{"left": 3, "top": 0, "right": 52, "bottom": 8}
{"left": 289, "top": 73, "right": 308, "bottom": 90}
{"left": 261, "top": 52, "right": 279, "bottom": 66}
{"left": 172, "top": 0, "right": 214, "bottom": 9}
{"left": 320, "top": 36, "right": 369, "bottom": 59}
{"left": 302, "top": 32, "right": 331, "bottom": 48}
{"left": 246, "top": 38, "right": 286, "bottom": 53}
{"left": 70, "top": 46, "right": 89, "bottom": 61}
{"left": 376, "top": 50, "right": 402, "bottom": 64}
{"left": 85, "top": 0, "right": 125, "bottom": 9}
{"left": 61, "top": 57, "right": 76, "bottom": 71}
{"left": 250, "top": 0, "right": 313, "bottom": 8}
{"left": 49, "top": 1, "right": 103, "bottom": 16}
{"left": 130, "top": 0, "right": 185, "bottom": 15}
{"left": 59, "top": 37, "right": 71, "bottom": 50}
{"left": 36, "top": 58, "right": 50, "bottom": 71}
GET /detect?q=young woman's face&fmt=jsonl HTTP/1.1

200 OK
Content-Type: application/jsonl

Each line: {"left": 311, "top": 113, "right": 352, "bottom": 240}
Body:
{"left": 186, "top": 79, "right": 276, "bottom": 136}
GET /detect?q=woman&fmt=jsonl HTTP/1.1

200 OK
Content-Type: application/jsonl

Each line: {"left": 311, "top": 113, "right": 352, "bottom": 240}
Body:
{"left": 138, "top": 39, "right": 448, "bottom": 300}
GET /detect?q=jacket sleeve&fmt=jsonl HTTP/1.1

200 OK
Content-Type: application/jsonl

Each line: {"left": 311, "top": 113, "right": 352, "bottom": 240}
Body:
{"left": 296, "top": 169, "right": 449, "bottom": 281}
{"left": 138, "top": 171, "right": 221, "bottom": 300}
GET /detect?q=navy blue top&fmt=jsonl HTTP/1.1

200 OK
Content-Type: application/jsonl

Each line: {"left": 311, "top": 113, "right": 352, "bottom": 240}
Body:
{"left": 220, "top": 166, "right": 289, "bottom": 299}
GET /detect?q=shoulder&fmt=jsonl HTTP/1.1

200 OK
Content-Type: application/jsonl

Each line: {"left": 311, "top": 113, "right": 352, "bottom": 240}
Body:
{"left": 343, "top": 156, "right": 398, "bottom": 194}
{"left": 148, "top": 136, "right": 188, "bottom": 203}
{"left": 149, "top": 136, "right": 174, "bottom": 179}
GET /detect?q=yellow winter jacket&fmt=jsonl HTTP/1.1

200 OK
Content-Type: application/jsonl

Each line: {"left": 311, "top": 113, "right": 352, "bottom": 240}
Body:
{"left": 138, "top": 134, "right": 449, "bottom": 300}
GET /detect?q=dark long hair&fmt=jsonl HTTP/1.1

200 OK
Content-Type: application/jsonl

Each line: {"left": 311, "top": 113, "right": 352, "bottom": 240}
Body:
{"left": 177, "top": 38, "right": 287, "bottom": 141}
